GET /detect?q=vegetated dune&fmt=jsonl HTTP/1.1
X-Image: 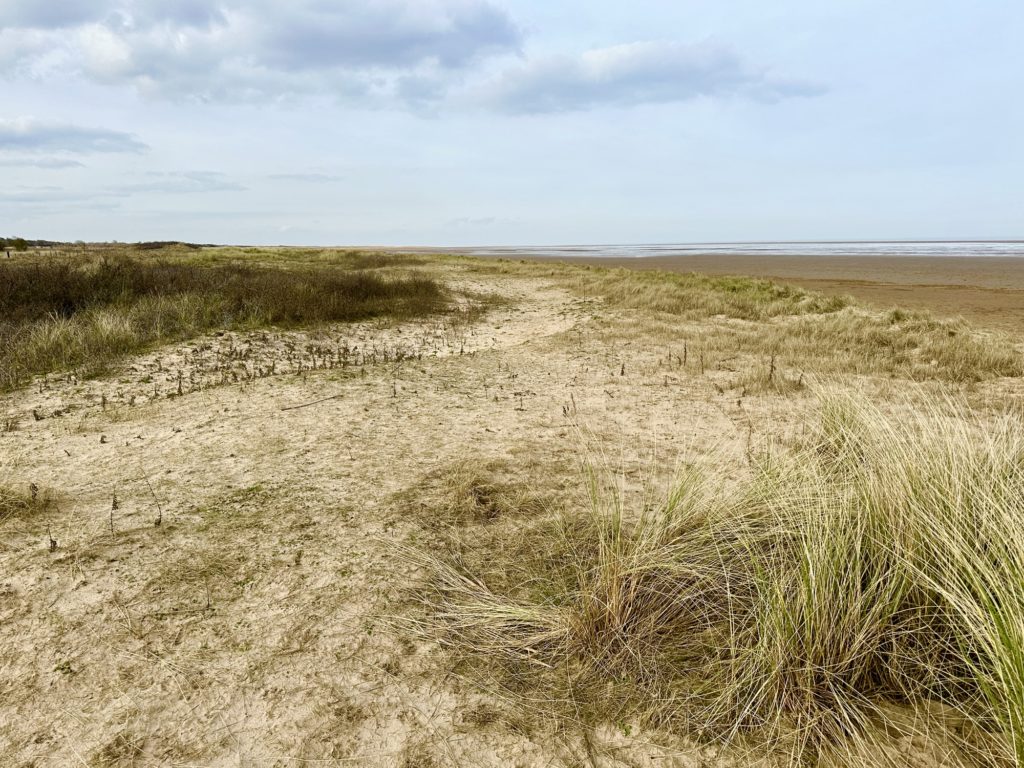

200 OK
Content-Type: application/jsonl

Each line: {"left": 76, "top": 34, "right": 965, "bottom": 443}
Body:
{"left": 1, "top": 244, "right": 1022, "bottom": 767}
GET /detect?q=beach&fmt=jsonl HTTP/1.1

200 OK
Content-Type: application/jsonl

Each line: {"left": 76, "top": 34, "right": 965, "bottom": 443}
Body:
{"left": 3, "top": 245, "right": 1023, "bottom": 766}
{"left": 463, "top": 250, "right": 1024, "bottom": 332}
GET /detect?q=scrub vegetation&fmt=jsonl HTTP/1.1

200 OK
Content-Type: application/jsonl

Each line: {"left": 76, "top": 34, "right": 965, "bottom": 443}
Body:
{"left": 0, "top": 251, "right": 446, "bottom": 390}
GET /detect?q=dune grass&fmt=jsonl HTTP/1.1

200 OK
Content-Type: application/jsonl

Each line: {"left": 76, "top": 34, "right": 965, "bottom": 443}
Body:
{"left": 0, "top": 255, "right": 446, "bottom": 390}
{"left": 563, "top": 265, "right": 1021, "bottom": 383}
{"left": 576, "top": 267, "right": 851, "bottom": 320}
{"left": 750, "top": 307, "right": 1022, "bottom": 382}
{"left": 409, "top": 394, "right": 1024, "bottom": 765}
{"left": 702, "top": 306, "right": 1024, "bottom": 385}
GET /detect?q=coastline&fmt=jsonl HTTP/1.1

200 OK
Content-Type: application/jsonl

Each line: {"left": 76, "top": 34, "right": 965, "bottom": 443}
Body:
{"left": 470, "top": 252, "right": 1024, "bottom": 332}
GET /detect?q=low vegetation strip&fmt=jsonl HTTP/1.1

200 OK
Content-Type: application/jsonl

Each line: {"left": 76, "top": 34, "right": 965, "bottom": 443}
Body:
{"left": 735, "top": 307, "right": 1024, "bottom": 382}
{"left": 566, "top": 265, "right": 1022, "bottom": 382}
{"left": 410, "top": 394, "right": 1024, "bottom": 766}
{"left": 578, "top": 267, "right": 851, "bottom": 319}
{"left": 0, "top": 256, "right": 446, "bottom": 390}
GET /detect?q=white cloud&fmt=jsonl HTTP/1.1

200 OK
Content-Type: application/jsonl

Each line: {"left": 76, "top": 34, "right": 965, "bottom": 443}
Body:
{"left": 77, "top": 23, "right": 136, "bottom": 79}
{"left": 0, "top": 4, "right": 821, "bottom": 114}
{"left": 0, "top": 157, "right": 86, "bottom": 168}
{"left": 0, "top": 118, "right": 147, "bottom": 154}
{"left": 482, "top": 40, "right": 823, "bottom": 113}
{"left": 113, "top": 171, "right": 246, "bottom": 193}
{"left": 0, "top": 0, "right": 522, "bottom": 104}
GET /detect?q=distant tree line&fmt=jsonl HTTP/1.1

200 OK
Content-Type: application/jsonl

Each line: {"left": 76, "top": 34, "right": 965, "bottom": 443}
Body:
{"left": 1, "top": 237, "right": 29, "bottom": 252}
{"left": 0, "top": 239, "right": 214, "bottom": 254}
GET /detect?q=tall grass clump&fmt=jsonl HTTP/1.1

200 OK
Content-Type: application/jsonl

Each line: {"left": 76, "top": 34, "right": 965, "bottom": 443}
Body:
{"left": 0, "top": 256, "right": 446, "bottom": 390}
{"left": 0, "top": 483, "right": 39, "bottom": 524}
{"left": 411, "top": 395, "right": 1024, "bottom": 765}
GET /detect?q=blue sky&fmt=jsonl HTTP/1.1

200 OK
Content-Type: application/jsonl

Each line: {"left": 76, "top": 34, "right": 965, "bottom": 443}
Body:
{"left": 2, "top": 0, "right": 1021, "bottom": 245}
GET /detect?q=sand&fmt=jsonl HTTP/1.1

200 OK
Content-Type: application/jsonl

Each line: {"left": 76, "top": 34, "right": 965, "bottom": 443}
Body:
{"left": 2, "top": 266, "right": 748, "bottom": 766}
{"left": 1, "top": 255, "right": 1019, "bottom": 766}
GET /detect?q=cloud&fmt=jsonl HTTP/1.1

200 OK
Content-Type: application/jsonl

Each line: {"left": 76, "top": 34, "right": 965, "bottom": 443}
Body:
{"left": 0, "top": 5, "right": 821, "bottom": 114}
{"left": 0, "top": 0, "right": 231, "bottom": 30}
{"left": 267, "top": 173, "right": 342, "bottom": 183}
{"left": 114, "top": 171, "right": 246, "bottom": 193}
{"left": 0, "top": 185, "right": 125, "bottom": 206}
{"left": 0, "top": 0, "right": 521, "bottom": 104}
{"left": 0, "top": 1, "right": 107, "bottom": 29}
{"left": 257, "top": 1, "right": 519, "bottom": 71}
{"left": 482, "top": 41, "right": 823, "bottom": 114}
{"left": 0, "top": 118, "right": 147, "bottom": 154}
{"left": 0, "top": 157, "right": 86, "bottom": 168}
{"left": 2, "top": 170, "right": 242, "bottom": 209}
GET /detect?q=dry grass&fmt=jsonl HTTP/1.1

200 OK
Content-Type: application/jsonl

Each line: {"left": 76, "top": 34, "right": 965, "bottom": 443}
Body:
{"left": 736, "top": 307, "right": 1022, "bottom": 382}
{"left": 568, "top": 265, "right": 1022, "bottom": 384}
{"left": 576, "top": 266, "right": 851, "bottom": 320}
{"left": 395, "top": 458, "right": 551, "bottom": 531}
{"left": 408, "top": 392, "right": 1024, "bottom": 766}
{"left": 0, "top": 254, "right": 447, "bottom": 390}
{"left": 4, "top": 247, "right": 1022, "bottom": 765}
{"left": 0, "top": 484, "right": 36, "bottom": 524}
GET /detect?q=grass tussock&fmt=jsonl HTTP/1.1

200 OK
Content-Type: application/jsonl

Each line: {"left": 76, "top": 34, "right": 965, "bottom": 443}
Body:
{"left": 0, "top": 256, "right": 446, "bottom": 390}
{"left": 0, "top": 484, "right": 42, "bottom": 524}
{"left": 398, "top": 459, "right": 550, "bottom": 530}
{"left": 583, "top": 271, "right": 1021, "bottom": 383}
{"left": 578, "top": 268, "right": 851, "bottom": 320}
{"left": 410, "top": 395, "right": 1024, "bottom": 765}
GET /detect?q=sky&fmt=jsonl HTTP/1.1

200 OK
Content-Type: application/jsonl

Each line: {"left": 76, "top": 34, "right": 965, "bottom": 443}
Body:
{"left": 1, "top": 0, "right": 1022, "bottom": 246}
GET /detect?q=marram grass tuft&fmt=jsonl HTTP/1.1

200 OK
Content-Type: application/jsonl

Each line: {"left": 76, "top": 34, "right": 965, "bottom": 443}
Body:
{"left": 410, "top": 392, "right": 1024, "bottom": 766}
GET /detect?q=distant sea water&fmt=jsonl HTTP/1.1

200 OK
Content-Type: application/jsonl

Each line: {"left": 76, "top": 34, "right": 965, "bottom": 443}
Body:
{"left": 460, "top": 241, "right": 1024, "bottom": 259}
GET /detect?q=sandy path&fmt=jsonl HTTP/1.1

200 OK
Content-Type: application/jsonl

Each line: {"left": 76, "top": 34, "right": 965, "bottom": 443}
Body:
{"left": 1, "top": 272, "right": 761, "bottom": 766}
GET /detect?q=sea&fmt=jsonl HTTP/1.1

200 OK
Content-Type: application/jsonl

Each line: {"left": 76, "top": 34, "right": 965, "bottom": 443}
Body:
{"left": 459, "top": 241, "right": 1024, "bottom": 259}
